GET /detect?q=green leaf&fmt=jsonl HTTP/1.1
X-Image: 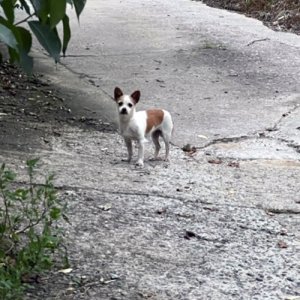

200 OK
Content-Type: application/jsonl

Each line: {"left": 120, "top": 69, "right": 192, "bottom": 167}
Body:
{"left": 50, "top": 207, "right": 61, "bottom": 220}
{"left": 15, "top": 27, "right": 33, "bottom": 73}
{"left": 0, "top": 223, "right": 6, "bottom": 234}
{"left": 26, "top": 158, "right": 39, "bottom": 168}
{"left": 28, "top": 21, "right": 61, "bottom": 62}
{"left": 73, "top": 0, "right": 86, "bottom": 20}
{"left": 30, "top": 0, "right": 49, "bottom": 24}
{"left": 15, "top": 188, "right": 29, "bottom": 200}
{"left": 40, "top": 255, "right": 52, "bottom": 268}
{"left": 26, "top": 158, "right": 39, "bottom": 177}
{"left": 0, "top": 24, "right": 18, "bottom": 49}
{"left": 19, "top": 50, "right": 33, "bottom": 74}
{"left": 47, "top": 174, "right": 55, "bottom": 182}
{"left": 4, "top": 170, "right": 16, "bottom": 181}
{"left": 62, "top": 15, "right": 71, "bottom": 56}
{"left": 1, "top": 0, "right": 15, "bottom": 23}
{"left": 6, "top": 25, "right": 33, "bottom": 73}
{"left": 0, "top": 17, "right": 20, "bottom": 64}
{"left": 8, "top": 47, "right": 19, "bottom": 64}
{"left": 49, "top": 0, "right": 66, "bottom": 28}
{"left": 0, "top": 163, "right": 5, "bottom": 172}
{"left": 16, "top": 26, "right": 32, "bottom": 53}
{"left": 30, "top": 0, "right": 42, "bottom": 13}
{"left": 19, "top": 0, "right": 32, "bottom": 15}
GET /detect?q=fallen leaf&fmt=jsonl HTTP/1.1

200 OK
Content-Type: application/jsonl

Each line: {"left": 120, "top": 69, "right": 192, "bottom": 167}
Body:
{"left": 228, "top": 161, "right": 240, "bottom": 168}
{"left": 197, "top": 134, "right": 208, "bottom": 139}
{"left": 66, "top": 287, "right": 75, "bottom": 295}
{"left": 104, "top": 280, "right": 116, "bottom": 284}
{"left": 284, "top": 296, "right": 300, "bottom": 300}
{"left": 101, "top": 203, "right": 112, "bottom": 211}
{"left": 58, "top": 268, "right": 73, "bottom": 274}
{"left": 266, "top": 211, "right": 275, "bottom": 216}
{"left": 182, "top": 144, "right": 197, "bottom": 154}
{"left": 208, "top": 158, "right": 222, "bottom": 164}
{"left": 21, "top": 273, "right": 40, "bottom": 283}
{"left": 110, "top": 274, "right": 120, "bottom": 280}
{"left": 277, "top": 240, "right": 288, "bottom": 249}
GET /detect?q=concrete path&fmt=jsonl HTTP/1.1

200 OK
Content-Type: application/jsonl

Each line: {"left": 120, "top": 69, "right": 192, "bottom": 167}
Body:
{"left": 7, "top": 0, "right": 300, "bottom": 299}
{"left": 55, "top": 0, "right": 300, "bottom": 148}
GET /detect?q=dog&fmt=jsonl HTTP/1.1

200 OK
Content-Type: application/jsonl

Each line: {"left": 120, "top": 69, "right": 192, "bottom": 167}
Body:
{"left": 113, "top": 87, "right": 173, "bottom": 167}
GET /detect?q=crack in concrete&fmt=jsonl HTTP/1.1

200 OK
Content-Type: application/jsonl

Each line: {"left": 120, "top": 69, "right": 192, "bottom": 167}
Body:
{"left": 265, "top": 207, "right": 300, "bottom": 214}
{"left": 179, "top": 103, "right": 300, "bottom": 155}
{"left": 11, "top": 180, "right": 262, "bottom": 211}
{"left": 206, "top": 136, "right": 300, "bottom": 156}
{"left": 61, "top": 54, "right": 98, "bottom": 58}
{"left": 195, "top": 129, "right": 300, "bottom": 158}
{"left": 197, "top": 135, "right": 250, "bottom": 150}
{"left": 271, "top": 103, "right": 300, "bottom": 131}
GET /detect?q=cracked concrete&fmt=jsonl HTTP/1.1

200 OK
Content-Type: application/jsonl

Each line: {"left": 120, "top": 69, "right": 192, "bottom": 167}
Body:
{"left": 13, "top": 123, "right": 298, "bottom": 299}
{"left": 4, "top": 0, "right": 300, "bottom": 298}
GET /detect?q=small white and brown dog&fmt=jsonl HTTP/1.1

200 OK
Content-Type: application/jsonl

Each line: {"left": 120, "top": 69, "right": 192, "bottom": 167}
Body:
{"left": 113, "top": 87, "right": 173, "bottom": 167}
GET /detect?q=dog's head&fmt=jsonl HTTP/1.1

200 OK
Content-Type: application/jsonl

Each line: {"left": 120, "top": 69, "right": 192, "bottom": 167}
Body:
{"left": 114, "top": 87, "right": 140, "bottom": 118}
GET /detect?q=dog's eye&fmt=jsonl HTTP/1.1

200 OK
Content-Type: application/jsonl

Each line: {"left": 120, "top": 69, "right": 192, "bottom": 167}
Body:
{"left": 128, "top": 103, "right": 133, "bottom": 108}
{"left": 118, "top": 102, "right": 123, "bottom": 106}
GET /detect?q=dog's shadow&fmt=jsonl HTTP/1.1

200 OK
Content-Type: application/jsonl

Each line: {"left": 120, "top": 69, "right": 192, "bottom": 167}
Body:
{"left": 110, "top": 157, "right": 169, "bottom": 170}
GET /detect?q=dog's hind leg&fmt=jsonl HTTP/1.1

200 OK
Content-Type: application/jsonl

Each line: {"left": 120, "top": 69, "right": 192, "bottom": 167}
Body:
{"left": 162, "top": 132, "right": 171, "bottom": 161}
{"left": 151, "top": 130, "right": 161, "bottom": 159}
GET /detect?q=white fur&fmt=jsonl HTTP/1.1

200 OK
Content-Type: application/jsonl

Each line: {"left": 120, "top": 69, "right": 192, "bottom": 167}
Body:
{"left": 113, "top": 87, "right": 173, "bottom": 167}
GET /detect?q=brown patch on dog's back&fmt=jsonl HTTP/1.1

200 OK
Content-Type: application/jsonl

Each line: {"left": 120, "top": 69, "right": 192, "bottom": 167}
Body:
{"left": 146, "top": 109, "right": 164, "bottom": 133}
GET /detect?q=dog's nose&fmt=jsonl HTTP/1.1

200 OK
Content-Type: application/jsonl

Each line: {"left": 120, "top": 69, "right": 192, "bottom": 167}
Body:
{"left": 121, "top": 108, "right": 127, "bottom": 114}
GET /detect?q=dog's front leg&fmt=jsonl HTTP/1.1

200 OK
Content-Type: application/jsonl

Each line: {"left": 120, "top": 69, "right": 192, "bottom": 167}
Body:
{"left": 136, "top": 140, "right": 144, "bottom": 167}
{"left": 123, "top": 138, "right": 133, "bottom": 162}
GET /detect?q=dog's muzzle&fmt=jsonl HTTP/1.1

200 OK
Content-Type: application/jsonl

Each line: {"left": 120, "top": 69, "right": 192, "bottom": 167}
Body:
{"left": 120, "top": 108, "right": 128, "bottom": 114}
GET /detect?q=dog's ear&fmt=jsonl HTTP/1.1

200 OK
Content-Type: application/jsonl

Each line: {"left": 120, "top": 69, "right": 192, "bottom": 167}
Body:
{"left": 131, "top": 90, "right": 140, "bottom": 104}
{"left": 114, "top": 87, "right": 123, "bottom": 101}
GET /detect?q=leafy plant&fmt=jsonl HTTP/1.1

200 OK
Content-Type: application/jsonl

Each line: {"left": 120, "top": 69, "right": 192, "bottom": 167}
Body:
{"left": 0, "top": 159, "right": 68, "bottom": 299}
{"left": 0, "top": 0, "right": 86, "bottom": 73}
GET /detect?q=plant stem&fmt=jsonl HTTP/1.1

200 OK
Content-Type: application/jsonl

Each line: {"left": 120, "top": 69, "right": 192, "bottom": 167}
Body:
{"left": 15, "top": 207, "right": 47, "bottom": 235}
{"left": 14, "top": 13, "right": 35, "bottom": 26}
{"left": 1, "top": 190, "right": 12, "bottom": 239}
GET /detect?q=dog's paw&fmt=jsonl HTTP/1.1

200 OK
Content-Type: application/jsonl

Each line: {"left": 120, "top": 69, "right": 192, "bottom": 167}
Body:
{"left": 135, "top": 160, "right": 144, "bottom": 167}
{"left": 149, "top": 157, "right": 163, "bottom": 161}
{"left": 121, "top": 158, "right": 131, "bottom": 163}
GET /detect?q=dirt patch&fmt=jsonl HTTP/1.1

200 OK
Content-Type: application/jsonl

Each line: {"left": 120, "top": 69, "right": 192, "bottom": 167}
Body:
{"left": 0, "top": 61, "right": 115, "bottom": 298}
{"left": 198, "top": 0, "right": 300, "bottom": 34}
{"left": 0, "top": 62, "right": 113, "bottom": 154}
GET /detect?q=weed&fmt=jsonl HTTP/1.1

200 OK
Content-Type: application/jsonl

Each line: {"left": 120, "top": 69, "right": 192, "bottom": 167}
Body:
{"left": 0, "top": 159, "right": 68, "bottom": 299}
